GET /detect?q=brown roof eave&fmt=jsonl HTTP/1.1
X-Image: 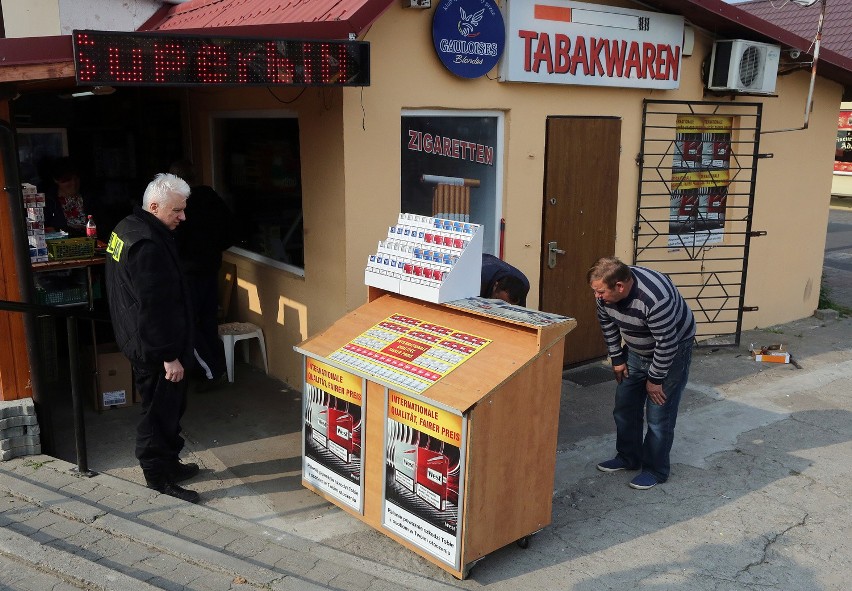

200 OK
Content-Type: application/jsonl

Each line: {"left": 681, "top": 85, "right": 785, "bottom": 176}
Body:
{"left": 641, "top": 0, "right": 852, "bottom": 89}
{"left": 0, "top": 35, "right": 73, "bottom": 67}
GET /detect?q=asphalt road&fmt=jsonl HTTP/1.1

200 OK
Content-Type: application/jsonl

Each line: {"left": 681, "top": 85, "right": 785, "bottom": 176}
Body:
{"left": 824, "top": 204, "right": 852, "bottom": 309}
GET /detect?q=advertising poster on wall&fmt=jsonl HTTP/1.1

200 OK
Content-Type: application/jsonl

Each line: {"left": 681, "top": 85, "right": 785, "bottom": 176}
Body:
{"left": 835, "top": 110, "right": 852, "bottom": 174}
{"left": 669, "top": 115, "right": 732, "bottom": 248}
{"left": 383, "top": 390, "right": 465, "bottom": 568}
{"left": 401, "top": 113, "right": 501, "bottom": 253}
{"left": 302, "top": 358, "right": 364, "bottom": 512}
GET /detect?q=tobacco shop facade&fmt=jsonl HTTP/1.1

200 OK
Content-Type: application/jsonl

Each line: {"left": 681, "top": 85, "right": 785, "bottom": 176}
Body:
{"left": 0, "top": 0, "right": 849, "bottom": 403}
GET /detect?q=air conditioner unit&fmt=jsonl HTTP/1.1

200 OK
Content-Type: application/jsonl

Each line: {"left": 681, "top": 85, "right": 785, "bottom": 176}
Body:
{"left": 707, "top": 40, "right": 781, "bottom": 94}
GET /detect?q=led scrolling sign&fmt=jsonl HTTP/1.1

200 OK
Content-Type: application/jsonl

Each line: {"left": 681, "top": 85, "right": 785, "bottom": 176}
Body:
{"left": 73, "top": 30, "right": 370, "bottom": 87}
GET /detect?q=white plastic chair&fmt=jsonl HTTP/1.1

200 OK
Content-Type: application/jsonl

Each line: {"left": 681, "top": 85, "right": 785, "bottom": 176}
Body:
{"left": 217, "top": 322, "right": 268, "bottom": 382}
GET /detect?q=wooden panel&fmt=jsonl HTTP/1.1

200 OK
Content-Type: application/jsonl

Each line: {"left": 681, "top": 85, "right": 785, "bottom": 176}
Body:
{"left": 540, "top": 117, "right": 620, "bottom": 365}
{"left": 0, "top": 62, "right": 75, "bottom": 84}
{"left": 461, "top": 338, "right": 565, "bottom": 563}
{"left": 0, "top": 113, "right": 31, "bottom": 401}
{"left": 298, "top": 292, "right": 545, "bottom": 413}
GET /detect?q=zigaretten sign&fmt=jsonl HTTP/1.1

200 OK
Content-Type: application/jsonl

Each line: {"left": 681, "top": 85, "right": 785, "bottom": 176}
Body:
{"left": 500, "top": 0, "right": 684, "bottom": 89}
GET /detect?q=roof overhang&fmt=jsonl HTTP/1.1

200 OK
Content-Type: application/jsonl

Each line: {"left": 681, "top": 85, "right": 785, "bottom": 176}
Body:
{"left": 640, "top": 0, "right": 852, "bottom": 89}
{"left": 1, "top": 0, "right": 851, "bottom": 91}
{"left": 139, "top": 0, "right": 395, "bottom": 40}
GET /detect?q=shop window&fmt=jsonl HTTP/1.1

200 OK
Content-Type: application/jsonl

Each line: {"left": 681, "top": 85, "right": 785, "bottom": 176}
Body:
{"left": 401, "top": 111, "right": 504, "bottom": 253}
{"left": 214, "top": 115, "right": 304, "bottom": 272}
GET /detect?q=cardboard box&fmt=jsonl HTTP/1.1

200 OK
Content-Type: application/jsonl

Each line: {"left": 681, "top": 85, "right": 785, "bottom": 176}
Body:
{"left": 95, "top": 344, "right": 133, "bottom": 410}
{"left": 750, "top": 344, "right": 790, "bottom": 364}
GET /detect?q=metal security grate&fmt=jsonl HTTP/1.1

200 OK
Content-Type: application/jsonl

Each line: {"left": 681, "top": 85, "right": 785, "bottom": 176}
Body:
{"left": 634, "top": 100, "right": 764, "bottom": 347}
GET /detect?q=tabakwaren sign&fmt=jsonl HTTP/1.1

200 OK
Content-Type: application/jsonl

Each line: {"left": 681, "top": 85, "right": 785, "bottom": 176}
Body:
{"left": 500, "top": 0, "right": 683, "bottom": 89}
{"left": 73, "top": 30, "right": 370, "bottom": 87}
{"left": 432, "top": 0, "right": 505, "bottom": 79}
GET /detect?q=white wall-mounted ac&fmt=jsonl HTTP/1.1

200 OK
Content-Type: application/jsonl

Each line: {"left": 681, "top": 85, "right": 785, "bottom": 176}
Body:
{"left": 707, "top": 40, "right": 781, "bottom": 94}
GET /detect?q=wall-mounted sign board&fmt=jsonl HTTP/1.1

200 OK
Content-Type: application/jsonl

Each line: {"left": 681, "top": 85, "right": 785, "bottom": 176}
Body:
{"left": 73, "top": 30, "right": 370, "bottom": 87}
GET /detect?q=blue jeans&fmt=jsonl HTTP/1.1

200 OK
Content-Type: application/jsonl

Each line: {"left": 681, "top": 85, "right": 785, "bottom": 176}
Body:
{"left": 612, "top": 340, "right": 692, "bottom": 482}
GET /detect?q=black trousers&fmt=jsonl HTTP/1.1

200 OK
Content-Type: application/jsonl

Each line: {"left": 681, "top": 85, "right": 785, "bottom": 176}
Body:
{"left": 187, "top": 273, "right": 225, "bottom": 380}
{"left": 133, "top": 363, "right": 188, "bottom": 476}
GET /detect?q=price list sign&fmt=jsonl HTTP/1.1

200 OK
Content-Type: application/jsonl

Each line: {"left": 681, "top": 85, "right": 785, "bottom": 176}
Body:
{"left": 328, "top": 314, "right": 490, "bottom": 394}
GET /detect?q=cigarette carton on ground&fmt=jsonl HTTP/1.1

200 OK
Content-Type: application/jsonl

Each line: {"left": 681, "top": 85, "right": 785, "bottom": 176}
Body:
{"left": 750, "top": 344, "right": 790, "bottom": 364}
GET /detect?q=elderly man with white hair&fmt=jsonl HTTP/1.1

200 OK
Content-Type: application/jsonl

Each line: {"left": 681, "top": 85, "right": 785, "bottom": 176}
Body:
{"left": 105, "top": 173, "right": 200, "bottom": 504}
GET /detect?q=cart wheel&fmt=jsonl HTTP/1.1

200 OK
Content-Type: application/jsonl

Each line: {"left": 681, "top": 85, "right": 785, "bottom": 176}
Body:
{"left": 517, "top": 536, "right": 530, "bottom": 549}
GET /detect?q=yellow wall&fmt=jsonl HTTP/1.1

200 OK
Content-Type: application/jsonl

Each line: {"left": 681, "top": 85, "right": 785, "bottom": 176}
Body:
{"left": 1, "top": 0, "right": 60, "bottom": 37}
{"left": 187, "top": 2, "right": 842, "bottom": 384}
{"left": 181, "top": 87, "right": 347, "bottom": 385}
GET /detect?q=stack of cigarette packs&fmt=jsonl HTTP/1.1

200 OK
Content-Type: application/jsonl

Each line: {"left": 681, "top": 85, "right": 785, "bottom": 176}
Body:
{"left": 22, "top": 183, "right": 48, "bottom": 262}
{"left": 365, "top": 213, "right": 482, "bottom": 303}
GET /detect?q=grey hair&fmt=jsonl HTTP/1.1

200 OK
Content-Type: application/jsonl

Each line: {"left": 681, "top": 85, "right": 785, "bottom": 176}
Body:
{"left": 142, "top": 173, "right": 191, "bottom": 209}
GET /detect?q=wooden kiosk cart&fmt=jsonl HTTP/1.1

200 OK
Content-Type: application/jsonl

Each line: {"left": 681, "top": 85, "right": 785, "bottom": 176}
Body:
{"left": 295, "top": 288, "right": 575, "bottom": 578}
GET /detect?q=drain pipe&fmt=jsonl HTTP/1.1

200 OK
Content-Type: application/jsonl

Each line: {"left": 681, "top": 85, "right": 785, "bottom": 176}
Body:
{"left": 763, "top": 0, "right": 826, "bottom": 134}
{"left": 0, "top": 123, "right": 54, "bottom": 454}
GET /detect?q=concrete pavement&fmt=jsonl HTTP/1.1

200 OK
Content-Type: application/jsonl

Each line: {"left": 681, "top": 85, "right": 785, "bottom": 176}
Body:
{"left": 0, "top": 310, "right": 849, "bottom": 590}
{"left": 3, "top": 208, "right": 852, "bottom": 591}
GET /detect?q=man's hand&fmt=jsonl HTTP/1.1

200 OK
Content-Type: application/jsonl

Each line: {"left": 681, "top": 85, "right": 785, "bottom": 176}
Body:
{"left": 646, "top": 381, "right": 666, "bottom": 405}
{"left": 612, "top": 363, "right": 629, "bottom": 384}
{"left": 164, "top": 359, "right": 185, "bottom": 383}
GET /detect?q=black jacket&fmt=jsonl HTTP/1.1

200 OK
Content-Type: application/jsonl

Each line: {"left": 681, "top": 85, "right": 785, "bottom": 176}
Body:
{"left": 175, "top": 185, "right": 235, "bottom": 276}
{"left": 105, "top": 206, "right": 193, "bottom": 368}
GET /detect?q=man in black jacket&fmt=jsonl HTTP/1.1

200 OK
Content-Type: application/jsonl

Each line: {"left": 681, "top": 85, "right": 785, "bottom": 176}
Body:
{"left": 105, "top": 173, "right": 200, "bottom": 503}
{"left": 480, "top": 253, "right": 530, "bottom": 306}
{"left": 169, "top": 159, "right": 234, "bottom": 390}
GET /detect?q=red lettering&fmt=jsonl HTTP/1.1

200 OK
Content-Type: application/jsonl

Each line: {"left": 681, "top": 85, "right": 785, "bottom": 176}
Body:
{"left": 605, "top": 40, "right": 627, "bottom": 77}
{"left": 569, "top": 36, "right": 589, "bottom": 76}
{"left": 518, "top": 30, "right": 538, "bottom": 72}
{"left": 424, "top": 133, "right": 433, "bottom": 153}
{"left": 452, "top": 139, "right": 460, "bottom": 158}
{"left": 153, "top": 42, "right": 187, "bottom": 83}
{"left": 554, "top": 34, "right": 571, "bottom": 74}
{"left": 442, "top": 137, "right": 452, "bottom": 156}
{"left": 236, "top": 51, "right": 257, "bottom": 83}
{"left": 669, "top": 45, "right": 680, "bottom": 81}
{"left": 109, "top": 46, "right": 143, "bottom": 82}
{"left": 532, "top": 32, "right": 553, "bottom": 74}
{"left": 408, "top": 130, "right": 420, "bottom": 151}
{"left": 589, "top": 37, "right": 606, "bottom": 76}
{"left": 198, "top": 45, "right": 228, "bottom": 83}
{"left": 643, "top": 43, "right": 656, "bottom": 79}
{"left": 625, "top": 41, "right": 642, "bottom": 79}
{"left": 75, "top": 33, "right": 96, "bottom": 82}
{"left": 267, "top": 41, "right": 294, "bottom": 83}
{"left": 484, "top": 146, "right": 493, "bottom": 166}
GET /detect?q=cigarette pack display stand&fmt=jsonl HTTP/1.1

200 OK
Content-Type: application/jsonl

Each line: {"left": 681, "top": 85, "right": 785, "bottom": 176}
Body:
{"left": 295, "top": 288, "right": 576, "bottom": 578}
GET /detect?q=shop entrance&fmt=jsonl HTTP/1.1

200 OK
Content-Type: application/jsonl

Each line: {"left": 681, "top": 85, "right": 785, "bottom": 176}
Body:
{"left": 540, "top": 116, "right": 621, "bottom": 366}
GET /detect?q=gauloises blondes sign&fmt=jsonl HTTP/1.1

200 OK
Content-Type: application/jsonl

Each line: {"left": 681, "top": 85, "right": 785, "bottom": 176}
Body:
{"left": 73, "top": 30, "right": 370, "bottom": 87}
{"left": 500, "top": 0, "right": 684, "bottom": 89}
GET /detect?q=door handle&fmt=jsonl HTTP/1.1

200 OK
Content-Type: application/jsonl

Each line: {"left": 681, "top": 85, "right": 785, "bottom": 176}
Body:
{"left": 547, "top": 241, "right": 566, "bottom": 269}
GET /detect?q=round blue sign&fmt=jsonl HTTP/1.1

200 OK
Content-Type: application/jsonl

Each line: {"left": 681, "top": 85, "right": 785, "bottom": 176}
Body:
{"left": 432, "top": 0, "right": 505, "bottom": 79}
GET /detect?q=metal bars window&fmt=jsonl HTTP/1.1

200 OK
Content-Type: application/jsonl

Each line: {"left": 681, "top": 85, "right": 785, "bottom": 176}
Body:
{"left": 634, "top": 100, "right": 763, "bottom": 346}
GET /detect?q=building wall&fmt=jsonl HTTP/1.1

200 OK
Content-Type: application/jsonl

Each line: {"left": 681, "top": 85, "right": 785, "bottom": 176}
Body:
{"left": 1, "top": 0, "right": 162, "bottom": 38}
{"left": 340, "top": 3, "right": 840, "bottom": 332}
{"left": 183, "top": 87, "right": 347, "bottom": 386}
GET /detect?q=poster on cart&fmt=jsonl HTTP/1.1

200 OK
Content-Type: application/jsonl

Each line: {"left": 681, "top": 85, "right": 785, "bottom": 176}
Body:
{"left": 302, "top": 358, "right": 365, "bottom": 513}
{"left": 382, "top": 390, "right": 466, "bottom": 569}
{"left": 327, "top": 313, "right": 491, "bottom": 394}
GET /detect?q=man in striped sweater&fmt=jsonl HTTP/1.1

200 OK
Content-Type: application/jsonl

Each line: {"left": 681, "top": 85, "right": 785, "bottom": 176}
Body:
{"left": 587, "top": 257, "right": 695, "bottom": 490}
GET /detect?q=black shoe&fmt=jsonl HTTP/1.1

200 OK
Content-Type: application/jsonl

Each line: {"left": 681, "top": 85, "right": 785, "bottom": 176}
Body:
{"left": 161, "top": 483, "right": 200, "bottom": 504}
{"left": 168, "top": 461, "right": 200, "bottom": 483}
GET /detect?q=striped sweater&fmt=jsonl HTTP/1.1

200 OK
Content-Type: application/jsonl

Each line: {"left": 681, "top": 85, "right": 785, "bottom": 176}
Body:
{"left": 596, "top": 266, "right": 696, "bottom": 384}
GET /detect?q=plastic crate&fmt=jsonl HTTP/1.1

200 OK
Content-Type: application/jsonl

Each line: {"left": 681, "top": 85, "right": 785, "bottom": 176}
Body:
{"left": 47, "top": 237, "right": 95, "bottom": 260}
{"left": 36, "top": 286, "right": 88, "bottom": 306}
